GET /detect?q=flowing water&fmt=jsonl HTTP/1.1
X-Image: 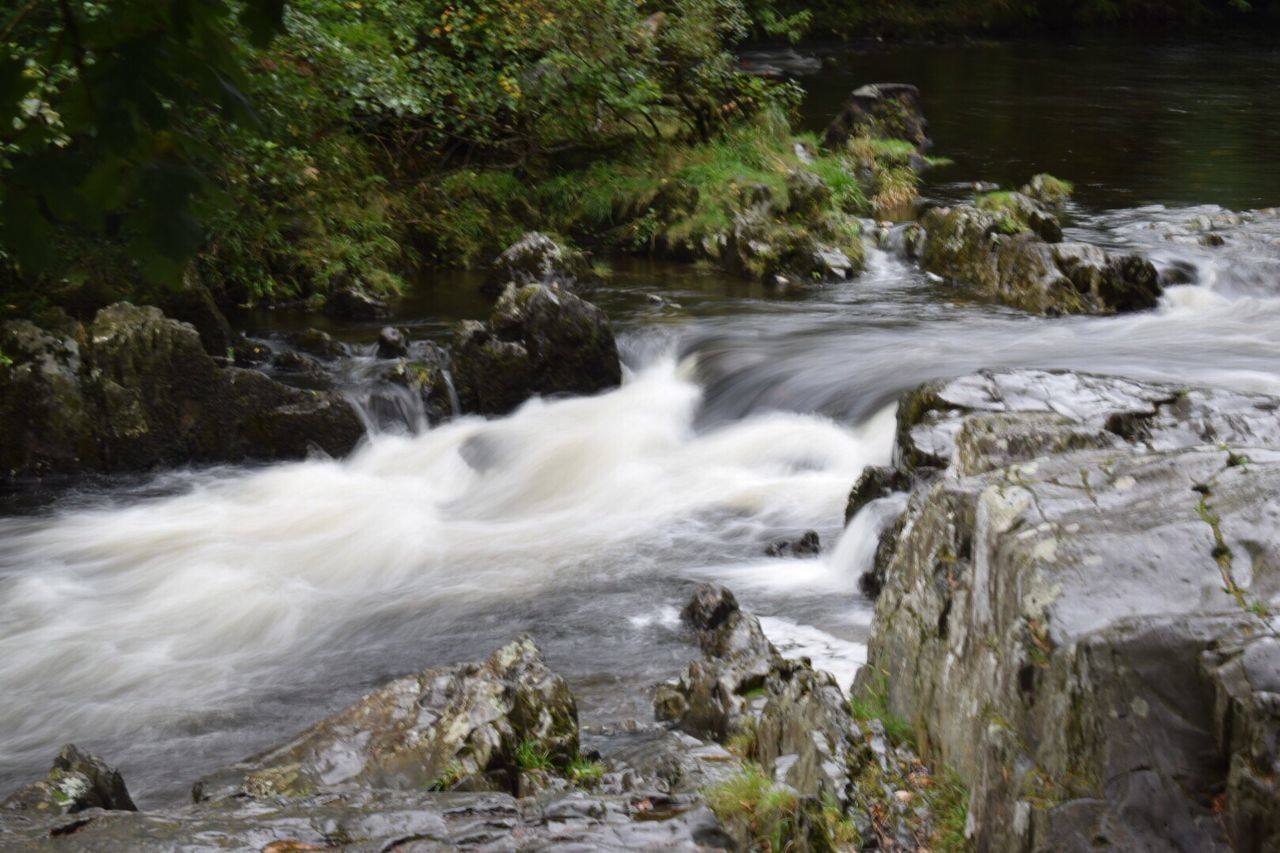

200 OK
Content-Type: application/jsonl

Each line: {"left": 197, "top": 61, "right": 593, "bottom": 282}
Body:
{"left": 2, "top": 35, "right": 1280, "bottom": 806}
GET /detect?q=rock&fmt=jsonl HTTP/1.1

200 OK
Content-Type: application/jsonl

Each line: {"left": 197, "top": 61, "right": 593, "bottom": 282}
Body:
{"left": 913, "top": 204, "right": 1161, "bottom": 315}
{"left": 0, "top": 304, "right": 365, "bottom": 479}
{"left": 451, "top": 284, "right": 622, "bottom": 415}
{"left": 1, "top": 745, "right": 136, "bottom": 816}
{"left": 0, "top": 320, "right": 96, "bottom": 477}
{"left": 285, "top": 328, "right": 345, "bottom": 360}
{"left": 785, "top": 169, "right": 832, "bottom": 219}
{"left": 845, "top": 465, "right": 911, "bottom": 524}
{"left": 726, "top": 211, "right": 864, "bottom": 285}
{"left": 194, "top": 636, "right": 578, "bottom": 801}
{"left": 375, "top": 326, "right": 410, "bottom": 359}
{"left": 0, "top": 788, "right": 733, "bottom": 851}
{"left": 1019, "top": 173, "right": 1074, "bottom": 207}
{"left": 859, "top": 368, "right": 1280, "bottom": 851}
{"left": 764, "top": 530, "right": 821, "bottom": 557}
{"left": 976, "top": 191, "right": 1063, "bottom": 242}
{"left": 824, "top": 83, "right": 930, "bottom": 150}
{"left": 482, "top": 232, "right": 595, "bottom": 299}
{"left": 657, "top": 584, "right": 783, "bottom": 741}
{"left": 156, "top": 265, "right": 240, "bottom": 359}
{"left": 324, "top": 278, "right": 390, "bottom": 320}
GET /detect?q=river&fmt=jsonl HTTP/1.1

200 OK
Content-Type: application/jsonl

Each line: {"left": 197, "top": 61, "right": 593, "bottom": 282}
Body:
{"left": 1, "top": 34, "right": 1278, "bottom": 806}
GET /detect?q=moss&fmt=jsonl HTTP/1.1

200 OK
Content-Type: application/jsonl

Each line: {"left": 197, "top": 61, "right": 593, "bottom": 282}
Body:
{"left": 850, "top": 668, "right": 916, "bottom": 749}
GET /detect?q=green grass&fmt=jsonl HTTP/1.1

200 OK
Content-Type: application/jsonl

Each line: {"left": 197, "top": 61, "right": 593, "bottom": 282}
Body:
{"left": 705, "top": 764, "right": 861, "bottom": 851}
{"left": 705, "top": 764, "right": 803, "bottom": 852}
{"left": 928, "top": 767, "right": 973, "bottom": 851}
{"left": 515, "top": 740, "right": 554, "bottom": 772}
{"left": 850, "top": 669, "right": 915, "bottom": 748}
{"left": 566, "top": 756, "right": 606, "bottom": 787}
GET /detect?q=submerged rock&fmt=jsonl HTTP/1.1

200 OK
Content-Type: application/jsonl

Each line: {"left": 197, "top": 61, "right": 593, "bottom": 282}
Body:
{"left": 0, "top": 304, "right": 364, "bottom": 479}
{"left": 764, "top": 530, "right": 821, "bottom": 557}
{"left": 911, "top": 204, "right": 1161, "bottom": 315}
{"left": 451, "top": 283, "right": 622, "bottom": 415}
{"left": 482, "top": 231, "right": 595, "bottom": 299}
{"left": 860, "top": 368, "right": 1280, "bottom": 851}
{"left": 1, "top": 745, "right": 136, "bottom": 816}
{"left": 824, "top": 83, "right": 930, "bottom": 150}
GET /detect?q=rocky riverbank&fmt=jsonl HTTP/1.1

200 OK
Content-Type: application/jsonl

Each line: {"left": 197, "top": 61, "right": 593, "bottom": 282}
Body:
{"left": 853, "top": 369, "right": 1280, "bottom": 851}
{"left": 0, "top": 587, "right": 964, "bottom": 851}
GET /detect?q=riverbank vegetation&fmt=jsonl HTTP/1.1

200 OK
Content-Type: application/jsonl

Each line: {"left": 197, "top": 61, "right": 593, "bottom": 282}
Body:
{"left": 1, "top": 0, "right": 941, "bottom": 321}
{"left": 786, "top": 0, "right": 1279, "bottom": 37}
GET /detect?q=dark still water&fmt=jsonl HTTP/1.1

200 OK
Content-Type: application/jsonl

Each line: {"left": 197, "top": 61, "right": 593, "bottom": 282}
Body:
{"left": 797, "top": 31, "right": 1280, "bottom": 210}
{"left": 1, "top": 35, "right": 1279, "bottom": 807}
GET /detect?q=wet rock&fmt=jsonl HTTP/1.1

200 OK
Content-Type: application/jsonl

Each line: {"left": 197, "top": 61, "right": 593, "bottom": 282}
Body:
{"left": 860, "top": 368, "right": 1280, "bottom": 851}
{"left": 656, "top": 584, "right": 782, "bottom": 741}
{"left": 375, "top": 325, "right": 410, "bottom": 359}
{"left": 0, "top": 304, "right": 364, "bottom": 479}
{"left": 845, "top": 465, "right": 911, "bottom": 523}
{"left": 194, "top": 636, "right": 579, "bottom": 801}
{"left": 482, "top": 232, "right": 595, "bottom": 299}
{"left": 913, "top": 204, "right": 1161, "bottom": 315}
{"left": 0, "top": 320, "right": 95, "bottom": 477}
{"left": 451, "top": 284, "right": 621, "bottom": 416}
{"left": 156, "top": 265, "right": 240, "bottom": 359}
{"left": 726, "top": 211, "right": 864, "bottom": 286}
{"left": 285, "top": 328, "right": 345, "bottom": 360}
{"left": 824, "top": 83, "right": 929, "bottom": 150}
{"left": 976, "top": 191, "right": 1063, "bottom": 242}
{"left": 0, "top": 788, "right": 733, "bottom": 851}
{"left": 1019, "top": 173, "right": 1074, "bottom": 207}
{"left": 1, "top": 745, "right": 136, "bottom": 816}
{"left": 324, "top": 279, "right": 391, "bottom": 320}
{"left": 764, "top": 530, "right": 821, "bottom": 558}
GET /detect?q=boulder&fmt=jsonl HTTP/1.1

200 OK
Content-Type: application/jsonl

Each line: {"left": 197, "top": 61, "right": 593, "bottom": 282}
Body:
{"left": 375, "top": 325, "right": 410, "bottom": 359}
{"left": 976, "top": 191, "right": 1063, "bottom": 242}
{"left": 451, "top": 284, "right": 621, "bottom": 415}
{"left": 323, "top": 277, "right": 391, "bottom": 320}
{"left": 764, "top": 530, "right": 821, "bottom": 557}
{"left": 824, "top": 83, "right": 930, "bottom": 151}
{"left": 0, "top": 304, "right": 365, "bottom": 479}
{"left": 859, "top": 369, "right": 1280, "bottom": 851}
{"left": 481, "top": 232, "right": 595, "bottom": 299}
{"left": 912, "top": 205, "right": 1161, "bottom": 315}
{"left": 285, "top": 328, "right": 345, "bottom": 360}
{"left": 193, "top": 636, "right": 579, "bottom": 801}
{"left": 845, "top": 465, "right": 910, "bottom": 524}
{"left": 1, "top": 745, "right": 136, "bottom": 816}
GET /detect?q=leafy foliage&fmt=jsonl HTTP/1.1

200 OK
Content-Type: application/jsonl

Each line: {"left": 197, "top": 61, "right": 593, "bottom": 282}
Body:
{"left": 0, "top": 0, "right": 286, "bottom": 282}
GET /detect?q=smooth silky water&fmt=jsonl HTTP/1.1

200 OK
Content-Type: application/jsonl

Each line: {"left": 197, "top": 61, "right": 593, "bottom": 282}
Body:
{"left": 2, "top": 35, "right": 1279, "bottom": 805}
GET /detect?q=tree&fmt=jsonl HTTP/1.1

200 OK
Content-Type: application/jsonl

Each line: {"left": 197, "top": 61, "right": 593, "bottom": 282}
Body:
{"left": 0, "top": 0, "right": 285, "bottom": 282}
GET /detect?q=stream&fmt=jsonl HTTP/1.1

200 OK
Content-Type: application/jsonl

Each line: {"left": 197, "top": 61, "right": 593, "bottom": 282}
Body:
{"left": 1, "top": 34, "right": 1278, "bottom": 807}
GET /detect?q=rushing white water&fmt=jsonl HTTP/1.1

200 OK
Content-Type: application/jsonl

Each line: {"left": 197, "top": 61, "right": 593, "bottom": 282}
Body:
{"left": 2, "top": 204, "right": 1278, "bottom": 804}
{"left": 0, "top": 357, "right": 895, "bottom": 802}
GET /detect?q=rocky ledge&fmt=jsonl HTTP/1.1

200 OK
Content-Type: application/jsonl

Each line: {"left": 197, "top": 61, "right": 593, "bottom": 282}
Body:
{"left": 903, "top": 182, "right": 1163, "bottom": 316}
{"left": 0, "top": 303, "right": 364, "bottom": 480}
{"left": 851, "top": 369, "right": 1280, "bottom": 851}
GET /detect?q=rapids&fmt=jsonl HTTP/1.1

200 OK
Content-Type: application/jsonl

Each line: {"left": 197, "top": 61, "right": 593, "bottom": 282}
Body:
{"left": 2, "top": 35, "right": 1279, "bottom": 806}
